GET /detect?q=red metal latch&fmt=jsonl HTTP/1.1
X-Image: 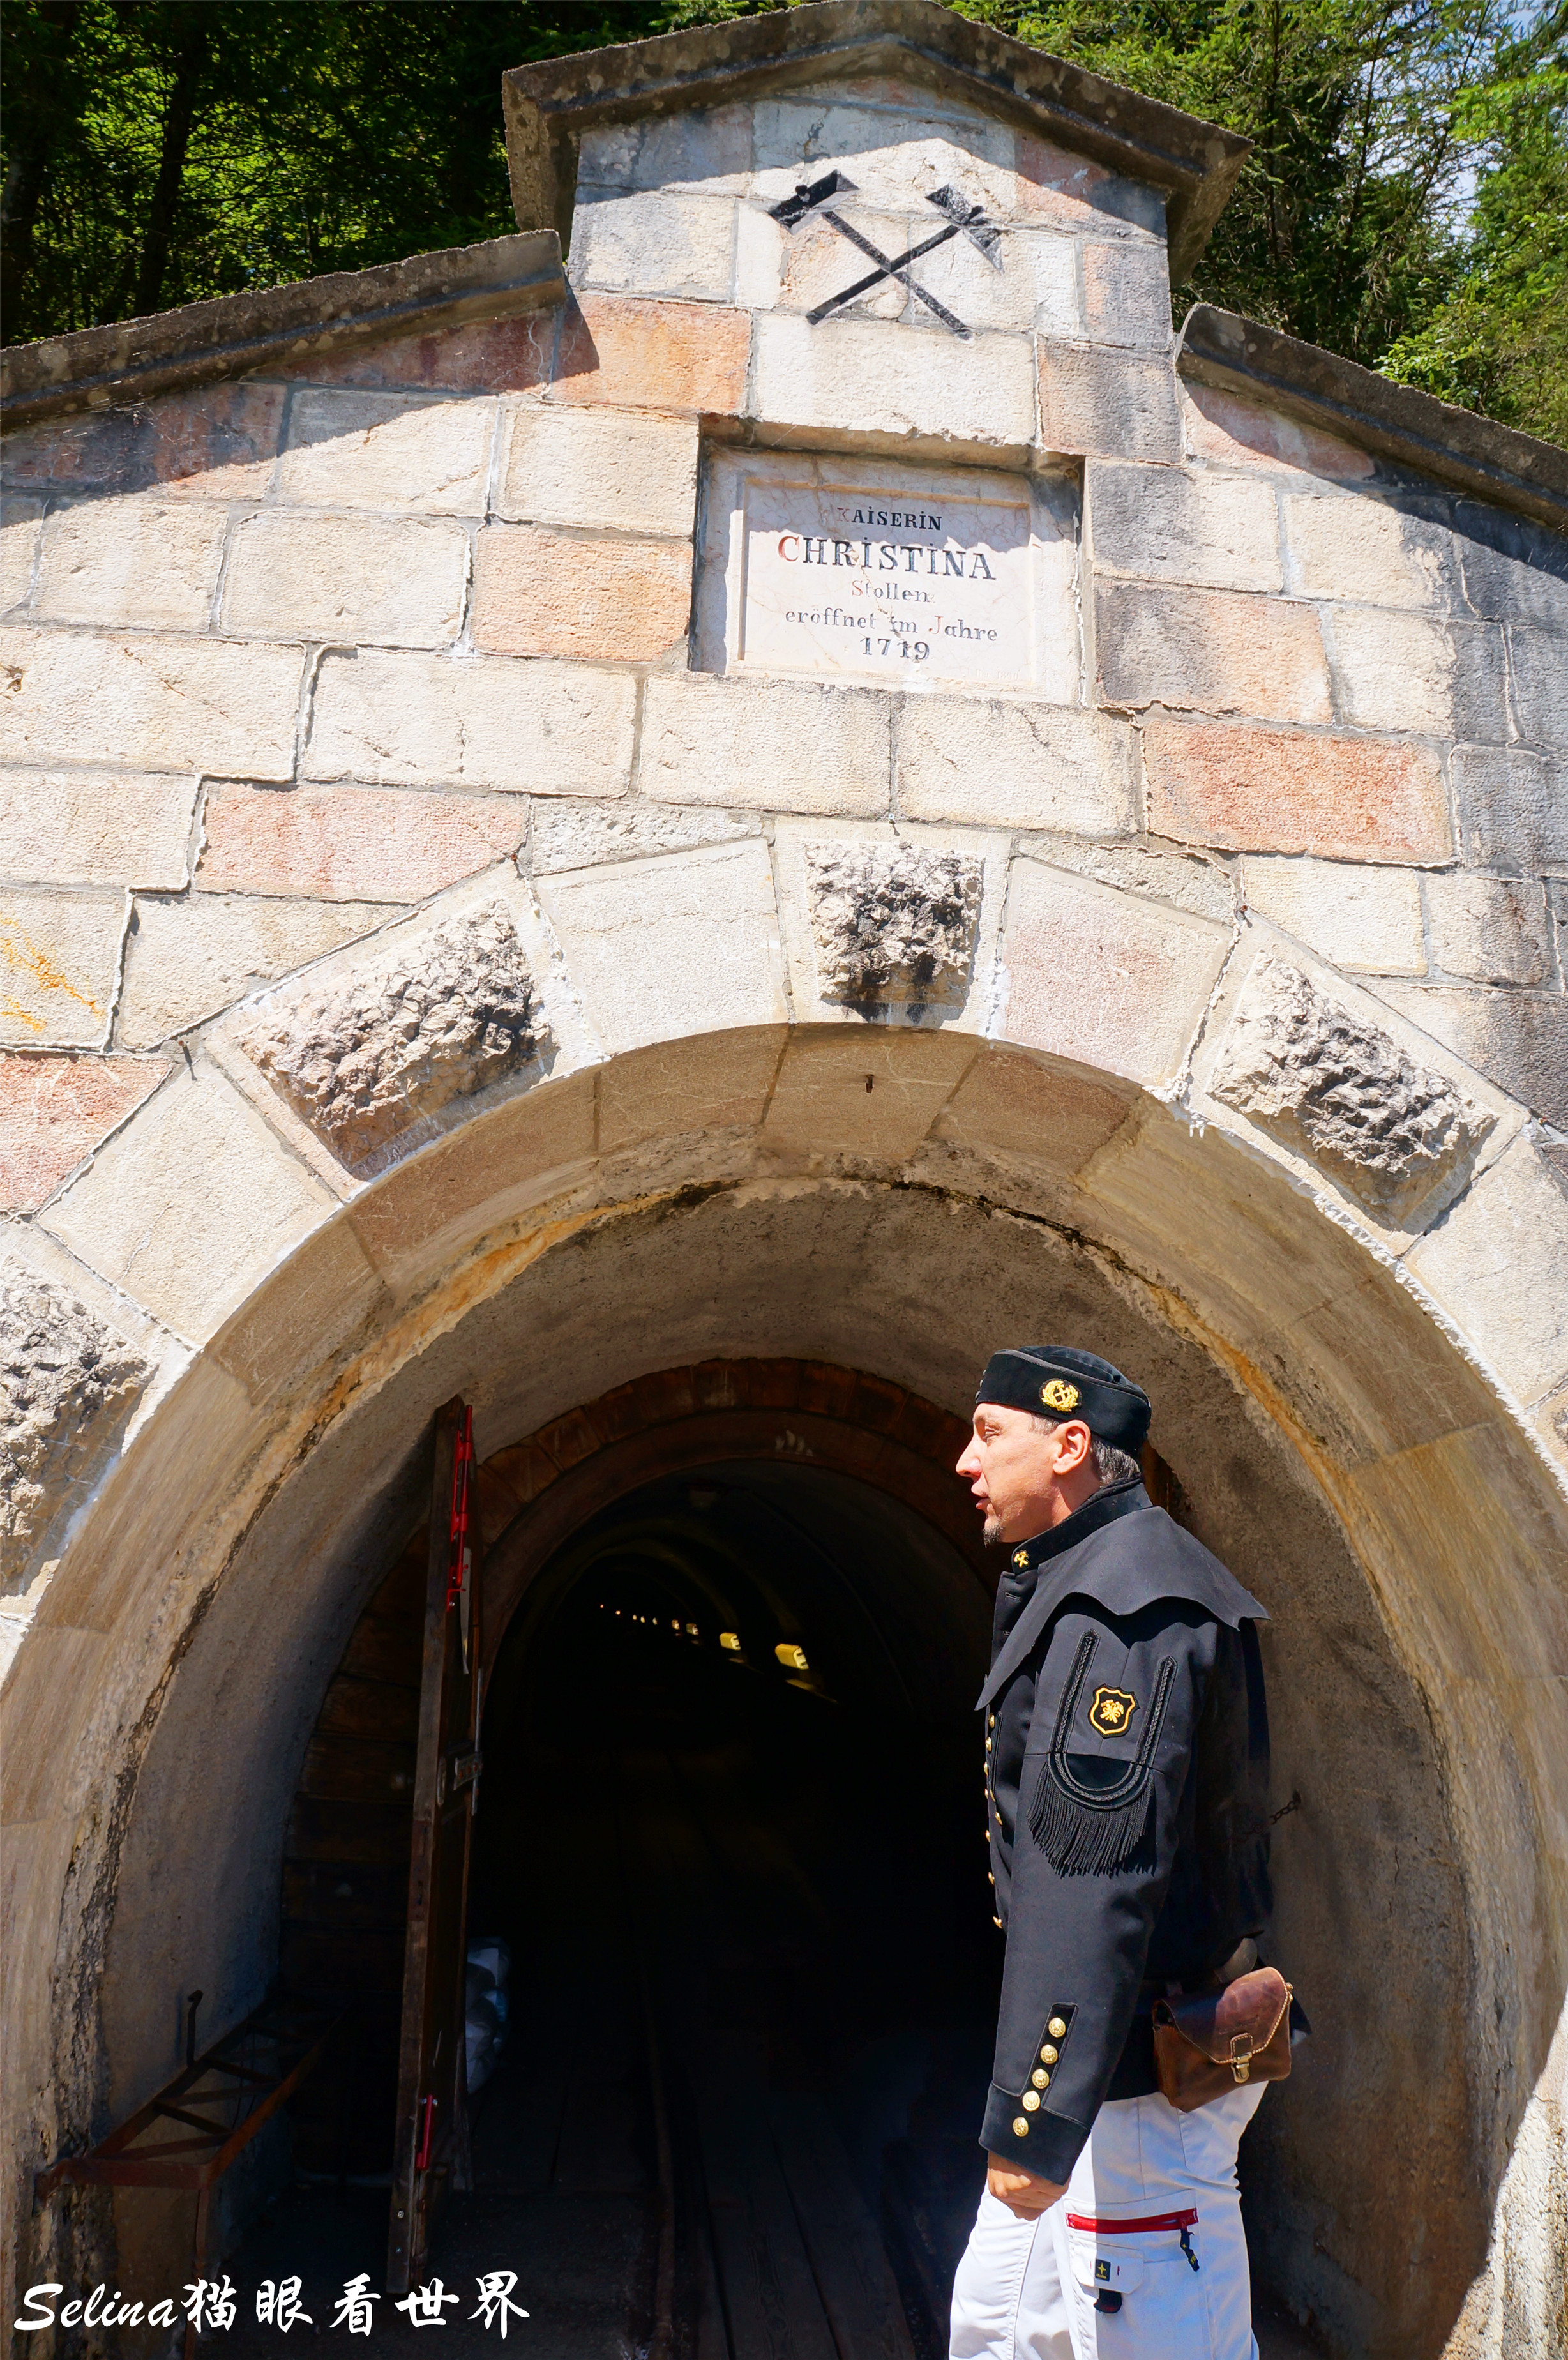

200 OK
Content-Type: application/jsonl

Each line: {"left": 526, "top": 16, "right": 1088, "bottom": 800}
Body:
{"left": 445, "top": 1408, "right": 473, "bottom": 1613}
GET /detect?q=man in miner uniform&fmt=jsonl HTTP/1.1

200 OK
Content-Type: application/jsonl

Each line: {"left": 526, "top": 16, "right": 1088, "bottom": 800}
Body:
{"left": 949, "top": 1346, "right": 1282, "bottom": 2360}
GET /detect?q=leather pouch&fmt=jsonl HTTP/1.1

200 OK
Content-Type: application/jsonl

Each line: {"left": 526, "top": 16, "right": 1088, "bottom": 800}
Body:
{"left": 1152, "top": 1965, "right": 1293, "bottom": 2112}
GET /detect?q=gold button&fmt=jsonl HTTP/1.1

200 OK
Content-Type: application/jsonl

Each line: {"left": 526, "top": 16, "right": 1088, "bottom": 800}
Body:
{"left": 993, "top": 1914, "right": 1004, "bottom": 1928}
{"left": 1021, "top": 2090, "right": 1041, "bottom": 2112}
{"left": 984, "top": 1738, "right": 993, "bottom": 1753}
{"left": 1047, "top": 2016, "right": 1067, "bottom": 2039}
{"left": 987, "top": 1871, "right": 995, "bottom": 1885}
{"left": 1031, "top": 2068, "right": 1049, "bottom": 2089}
{"left": 988, "top": 1714, "right": 995, "bottom": 1727}
{"left": 1012, "top": 2117, "right": 1029, "bottom": 2137}
{"left": 1040, "top": 2045, "right": 1059, "bottom": 2065}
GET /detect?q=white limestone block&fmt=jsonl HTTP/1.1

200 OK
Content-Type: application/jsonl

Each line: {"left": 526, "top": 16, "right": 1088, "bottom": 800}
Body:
{"left": 0, "top": 624, "right": 301, "bottom": 779}
{"left": 277, "top": 389, "right": 495, "bottom": 515}
{"left": 1001, "top": 858, "right": 1230, "bottom": 1089}
{"left": 1405, "top": 1130, "right": 1568, "bottom": 1404}
{"left": 41, "top": 1057, "right": 333, "bottom": 1341}
{"left": 568, "top": 191, "right": 736, "bottom": 301}
{"left": 1240, "top": 856, "right": 1426, "bottom": 975}
{"left": 0, "top": 769, "right": 197, "bottom": 889}
{"left": 497, "top": 405, "right": 698, "bottom": 538}
{"left": 897, "top": 699, "right": 1135, "bottom": 837}
{"left": 1, "top": 497, "right": 44, "bottom": 610}
{"left": 306, "top": 649, "right": 636, "bottom": 798}
{"left": 538, "top": 839, "right": 787, "bottom": 1053}
{"left": 117, "top": 892, "right": 400, "bottom": 1050}
{"left": 1422, "top": 870, "right": 1553, "bottom": 984}
{"left": 222, "top": 511, "right": 469, "bottom": 647}
{"left": 751, "top": 312, "right": 1037, "bottom": 457}
{"left": 641, "top": 672, "right": 891, "bottom": 815}
{"left": 32, "top": 500, "right": 228, "bottom": 629}
{"left": 0, "top": 888, "right": 126, "bottom": 1047}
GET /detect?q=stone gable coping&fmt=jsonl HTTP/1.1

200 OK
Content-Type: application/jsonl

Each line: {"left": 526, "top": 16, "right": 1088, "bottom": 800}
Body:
{"left": 501, "top": 0, "right": 1251, "bottom": 281}
{"left": 0, "top": 230, "right": 564, "bottom": 432}
{"left": 1178, "top": 303, "right": 1568, "bottom": 534}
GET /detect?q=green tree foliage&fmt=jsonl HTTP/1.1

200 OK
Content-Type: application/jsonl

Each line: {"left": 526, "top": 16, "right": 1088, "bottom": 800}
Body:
{"left": 1, "top": 0, "right": 1563, "bottom": 444}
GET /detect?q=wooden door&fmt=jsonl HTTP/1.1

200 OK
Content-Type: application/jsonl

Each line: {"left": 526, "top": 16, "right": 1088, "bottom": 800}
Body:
{"left": 388, "top": 1397, "right": 485, "bottom": 2294}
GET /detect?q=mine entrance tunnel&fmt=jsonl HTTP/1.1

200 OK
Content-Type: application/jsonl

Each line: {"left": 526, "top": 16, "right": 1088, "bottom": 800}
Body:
{"left": 470, "top": 1460, "right": 1000, "bottom": 2350}
{"left": 283, "top": 1365, "right": 1024, "bottom": 2350}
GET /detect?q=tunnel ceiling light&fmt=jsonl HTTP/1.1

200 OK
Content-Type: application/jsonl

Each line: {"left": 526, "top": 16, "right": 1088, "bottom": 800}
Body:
{"left": 775, "top": 1643, "right": 810, "bottom": 1672}
{"left": 685, "top": 1622, "right": 699, "bottom": 1635}
{"left": 720, "top": 1631, "right": 742, "bottom": 1652}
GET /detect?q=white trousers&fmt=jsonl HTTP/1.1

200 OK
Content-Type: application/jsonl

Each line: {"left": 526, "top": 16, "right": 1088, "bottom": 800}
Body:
{"left": 949, "top": 2083, "right": 1266, "bottom": 2360}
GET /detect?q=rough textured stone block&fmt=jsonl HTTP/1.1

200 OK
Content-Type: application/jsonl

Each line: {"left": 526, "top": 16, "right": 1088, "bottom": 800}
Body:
{"left": 1080, "top": 241, "right": 1172, "bottom": 349}
{"left": 640, "top": 674, "right": 890, "bottom": 815}
{"left": 1405, "top": 1131, "right": 1568, "bottom": 1404}
{"left": 0, "top": 1051, "right": 169, "bottom": 1211}
{"left": 1241, "top": 857, "right": 1425, "bottom": 975}
{"left": 305, "top": 649, "right": 636, "bottom": 798}
{"left": 1038, "top": 346, "right": 1180, "bottom": 464}
{"left": 0, "top": 769, "right": 197, "bottom": 889}
{"left": 569, "top": 191, "right": 737, "bottom": 302}
{"left": 753, "top": 313, "right": 1036, "bottom": 455}
{"left": 1143, "top": 718, "right": 1452, "bottom": 865}
{"left": 223, "top": 511, "right": 469, "bottom": 646}
{"left": 1452, "top": 746, "right": 1567, "bottom": 873}
{"left": 529, "top": 799, "right": 758, "bottom": 875}
{"left": 550, "top": 293, "right": 751, "bottom": 415}
{"left": 1282, "top": 495, "right": 1463, "bottom": 610}
{"left": 1, "top": 497, "right": 43, "bottom": 609}
{"left": 1378, "top": 981, "right": 1568, "bottom": 1128}
{"left": 0, "top": 381, "right": 286, "bottom": 500}
{"left": 41, "top": 1059, "right": 333, "bottom": 1340}
{"left": 117, "top": 893, "right": 400, "bottom": 1050}
{"left": 198, "top": 783, "right": 522, "bottom": 903}
{"left": 497, "top": 405, "right": 698, "bottom": 537}
{"left": 1423, "top": 873, "right": 1551, "bottom": 985}
{"left": 472, "top": 524, "right": 691, "bottom": 662}
{"left": 1002, "top": 859, "right": 1230, "bottom": 1088}
{"left": 1330, "top": 610, "right": 1508, "bottom": 740}
{"left": 1096, "top": 583, "right": 1331, "bottom": 723}
{"left": 32, "top": 501, "right": 228, "bottom": 629}
{"left": 1179, "top": 382, "right": 1374, "bottom": 481}
{"left": 0, "top": 890, "right": 125, "bottom": 1048}
{"left": 1210, "top": 954, "right": 1492, "bottom": 1223}
{"left": 760, "top": 1028, "right": 978, "bottom": 1163}
{"left": 1, "top": 1260, "right": 149, "bottom": 1593}
{"left": 0, "top": 626, "right": 301, "bottom": 779}
{"left": 1088, "top": 462, "right": 1280, "bottom": 591}
{"left": 896, "top": 697, "right": 1136, "bottom": 836}
{"left": 239, "top": 902, "right": 548, "bottom": 1177}
{"left": 539, "top": 840, "right": 787, "bottom": 1053}
{"left": 804, "top": 840, "right": 981, "bottom": 1006}
{"left": 1507, "top": 627, "right": 1568, "bottom": 753}
{"left": 276, "top": 389, "right": 494, "bottom": 514}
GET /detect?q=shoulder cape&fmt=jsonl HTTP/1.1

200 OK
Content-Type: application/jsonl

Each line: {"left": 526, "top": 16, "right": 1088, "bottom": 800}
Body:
{"left": 976, "top": 1505, "right": 1266, "bottom": 1714}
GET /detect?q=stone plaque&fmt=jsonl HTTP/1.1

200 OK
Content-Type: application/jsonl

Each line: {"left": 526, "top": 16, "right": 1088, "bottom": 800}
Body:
{"left": 698, "top": 451, "right": 1078, "bottom": 699}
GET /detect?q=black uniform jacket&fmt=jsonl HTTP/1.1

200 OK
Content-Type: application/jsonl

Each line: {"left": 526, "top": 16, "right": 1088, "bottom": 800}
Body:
{"left": 978, "top": 1477, "right": 1272, "bottom": 2181}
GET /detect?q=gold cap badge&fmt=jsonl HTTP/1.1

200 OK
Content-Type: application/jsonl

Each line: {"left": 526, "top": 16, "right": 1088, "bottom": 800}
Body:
{"left": 1089, "top": 1684, "right": 1138, "bottom": 1737}
{"left": 1041, "top": 1379, "right": 1080, "bottom": 1411}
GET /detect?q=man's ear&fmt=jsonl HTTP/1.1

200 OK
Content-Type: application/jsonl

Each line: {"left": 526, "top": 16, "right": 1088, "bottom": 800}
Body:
{"left": 1058, "top": 1419, "right": 1094, "bottom": 1471}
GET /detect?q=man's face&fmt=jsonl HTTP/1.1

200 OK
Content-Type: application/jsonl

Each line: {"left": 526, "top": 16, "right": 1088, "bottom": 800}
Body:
{"left": 956, "top": 1403, "right": 1094, "bottom": 1545}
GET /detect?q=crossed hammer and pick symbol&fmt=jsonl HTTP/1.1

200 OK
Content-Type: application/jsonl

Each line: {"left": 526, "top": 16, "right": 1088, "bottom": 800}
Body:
{"left": 769, "top": 171, "right": 1001, "bottom": 339}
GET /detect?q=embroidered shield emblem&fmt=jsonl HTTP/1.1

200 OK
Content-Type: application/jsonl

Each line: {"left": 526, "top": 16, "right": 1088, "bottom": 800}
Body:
{"left": 1089, "top": 1684, "right": 1137, "bottom": 1737}
{"left": 1041, "top": 1379, "right": 1080, "bottom": 1411}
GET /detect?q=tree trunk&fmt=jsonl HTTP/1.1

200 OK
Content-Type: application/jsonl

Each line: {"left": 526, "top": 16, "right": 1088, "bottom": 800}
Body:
{"left": 132, "top": 17, "right": 207, "bottom": 318}
{"left": 0, "top": 0, "right": 86, "bottom": 317}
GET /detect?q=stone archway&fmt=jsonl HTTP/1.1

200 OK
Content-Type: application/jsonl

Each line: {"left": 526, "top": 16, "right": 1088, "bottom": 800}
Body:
{"left": 7, "top": 1017, "right": 1566, "bottom": 2360}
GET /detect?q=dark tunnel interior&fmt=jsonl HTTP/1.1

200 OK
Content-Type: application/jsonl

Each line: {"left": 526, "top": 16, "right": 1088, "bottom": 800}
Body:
{"left": 460, "top": 1460, "right": 1004, "bottom": 2355}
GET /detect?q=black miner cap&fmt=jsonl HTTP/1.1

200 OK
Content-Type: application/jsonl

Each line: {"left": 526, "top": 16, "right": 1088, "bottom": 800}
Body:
{"left": 976, "top": 1347, "right": 1151, "bottom": 1455}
